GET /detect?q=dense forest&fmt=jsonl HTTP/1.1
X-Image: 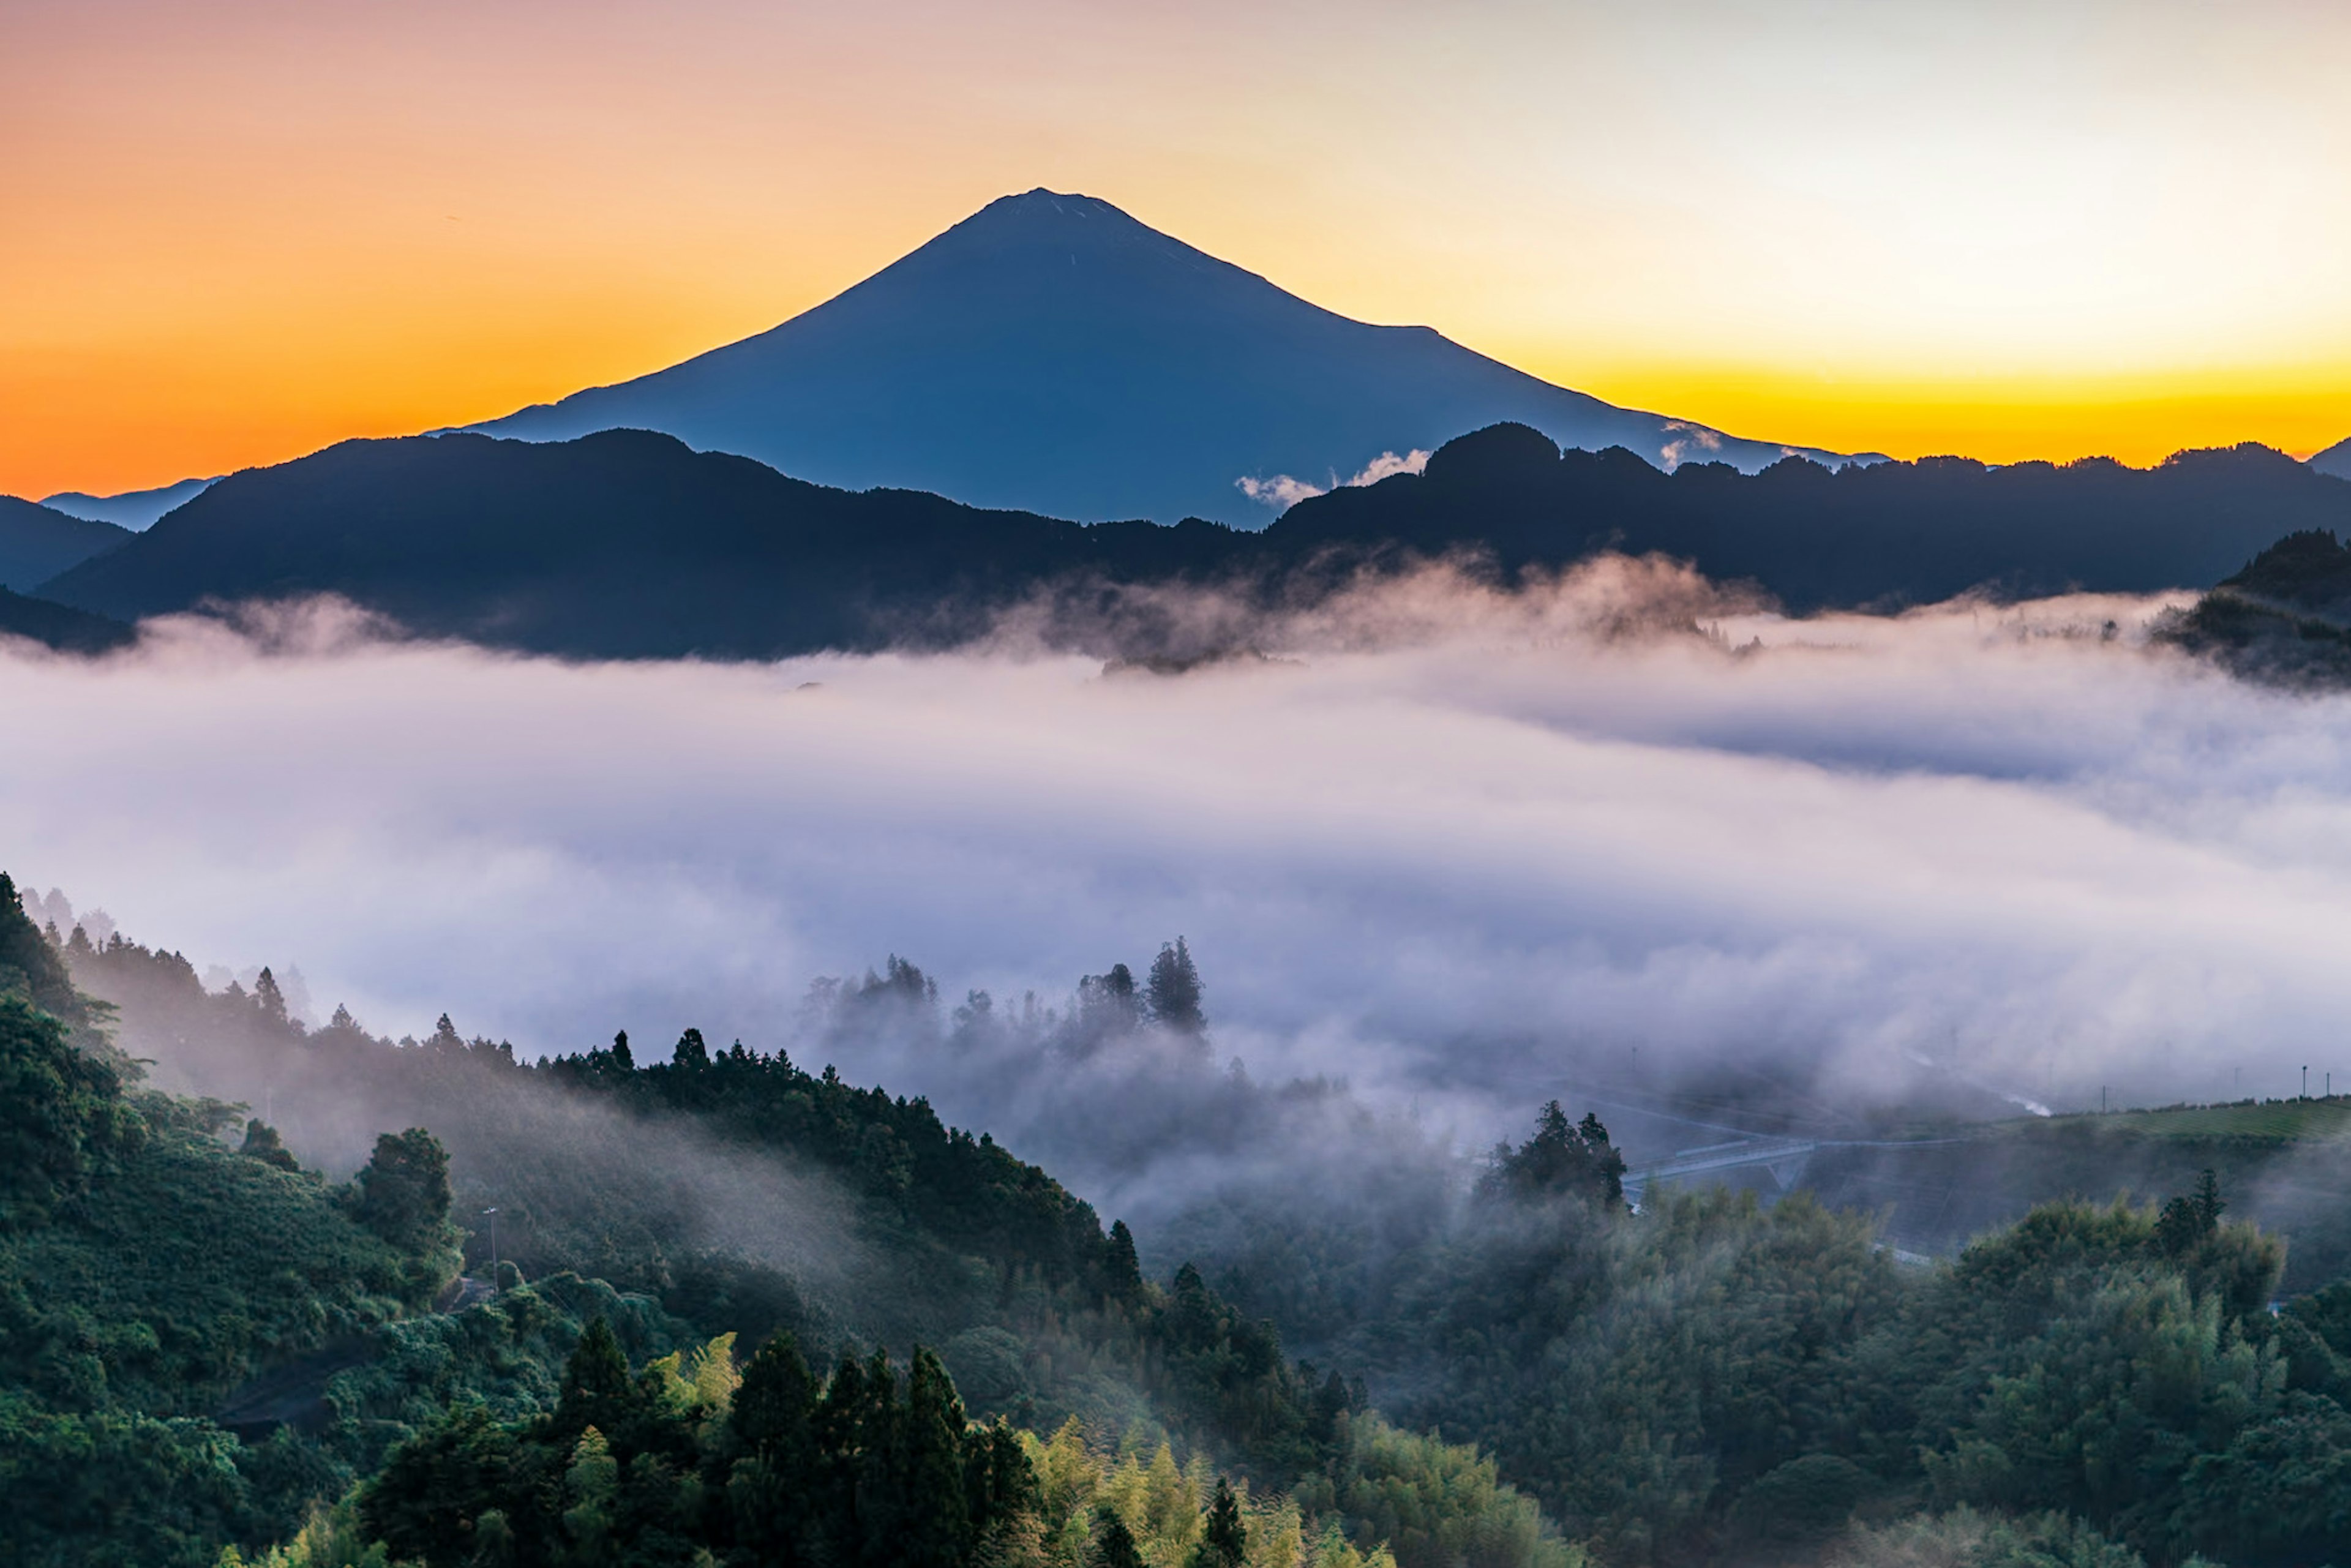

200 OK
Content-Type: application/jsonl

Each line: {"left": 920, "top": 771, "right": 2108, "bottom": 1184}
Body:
{"left": 4, "top": 872, "right": 2349, "bottom": 1567}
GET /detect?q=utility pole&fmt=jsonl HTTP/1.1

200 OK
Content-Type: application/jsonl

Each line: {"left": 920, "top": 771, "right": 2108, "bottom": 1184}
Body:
{"left": 481, "top": 1207, "right": 499, "bottom": 1289}
{"left": 2304, "top": 1066, "right": 2310, "bottom": 1100}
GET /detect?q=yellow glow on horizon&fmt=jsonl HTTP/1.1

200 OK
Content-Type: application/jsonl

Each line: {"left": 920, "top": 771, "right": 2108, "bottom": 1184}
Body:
{"left": 4, "top": 0, "right": 2349, "bottom": 500}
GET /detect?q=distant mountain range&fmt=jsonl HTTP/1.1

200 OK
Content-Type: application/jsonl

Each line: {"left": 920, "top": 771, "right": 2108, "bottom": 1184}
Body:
{"left": 36, "top": 424, "right": 2351, "bottom": 661}
{"left": 471, "top": 189, "right": 1872, "bottom": 526}
{"left": 0, "top": 497, "right": 131, "bottom": 593}
{"left": 39, "top": 476, "right": 217, "bottom": 530}
{"left": 2311, "top": 437, "right": 2351, "bottom": 482}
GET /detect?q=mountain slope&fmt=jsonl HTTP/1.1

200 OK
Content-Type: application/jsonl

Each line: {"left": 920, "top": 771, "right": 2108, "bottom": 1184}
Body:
{"left": 1272, "top": 426, "right": 2351, "bottom": 610}
{"left": 473, "top": 189, "right": 1860, "bottom": 525}
{"left": 2311, "top": 436, "right": 2351, "bottom": 482}
{"left": 39, "top": 428, "right": 1239, "bottom": 658}
{"left": 39, "top": 476, "right": 217, "bottom": 530}
{"left": 0, "top": 496, "right": 132, "bottom": 590}
{"left": 0, "top": 587, "right": 135, "bottom": 653}
{"left": 44, "top": 425, "right": 2351, "bottom": 656}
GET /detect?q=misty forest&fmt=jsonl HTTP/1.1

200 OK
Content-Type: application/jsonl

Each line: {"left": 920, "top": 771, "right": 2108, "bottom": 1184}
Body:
{"left": 4, "top": 861, "right": 2349, "bottom": 1568}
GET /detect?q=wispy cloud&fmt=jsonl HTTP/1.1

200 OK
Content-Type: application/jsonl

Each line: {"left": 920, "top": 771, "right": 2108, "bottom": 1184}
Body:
{"left": 1236, "top": 448, "right": 1431, "bottom": 509}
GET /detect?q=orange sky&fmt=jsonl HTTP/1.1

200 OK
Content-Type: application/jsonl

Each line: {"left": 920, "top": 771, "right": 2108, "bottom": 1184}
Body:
{"left": 6, "top": 0, "right": 2348, "bottom": 500}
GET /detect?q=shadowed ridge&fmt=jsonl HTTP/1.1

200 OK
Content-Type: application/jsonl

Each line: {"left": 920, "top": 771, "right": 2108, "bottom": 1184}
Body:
{"left": 2309, "top": 435, "right": 2351, "bottom": 482}
{"left": 0, "top": 496, "right": 132, "bottom": 591}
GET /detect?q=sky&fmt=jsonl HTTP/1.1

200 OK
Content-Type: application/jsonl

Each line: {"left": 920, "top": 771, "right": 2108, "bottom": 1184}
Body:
{"left": 5, "top": 0, "right": 2349, "bottom": 500}
{"left": 10, "top": 570, "right": 2351, "bottom": 1168}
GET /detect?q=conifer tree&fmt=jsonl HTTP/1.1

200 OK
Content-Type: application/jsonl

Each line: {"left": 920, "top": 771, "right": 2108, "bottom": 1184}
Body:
{"left": 1091, "top": 1505, "right": 1144, "bottom": 1568}
{"left": 553, "top": 1317, "right": 638, "bottom": 1444}
{"left": 898, "top": 1348, "right": 972, "bottom": 1568}
{"left": 728, "top": 1334, "right": 822, "bottom": 1567}
{"left": 1193, "top": 1479, "right": 1247, "bottom": 1568}
{"left": 253, "top": 966, "right": 290, "bottom": 1029}
{"left": 1106, "top": 1220, "right": 1145, "bottom": 1298}
{"left": 1145, "top": 938, "right": 1206, "bottom": 1035}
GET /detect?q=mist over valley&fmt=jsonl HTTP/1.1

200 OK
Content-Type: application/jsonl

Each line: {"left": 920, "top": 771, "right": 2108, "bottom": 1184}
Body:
{"left": 9, "top": 51, "right": 2351, "bottom": 1564}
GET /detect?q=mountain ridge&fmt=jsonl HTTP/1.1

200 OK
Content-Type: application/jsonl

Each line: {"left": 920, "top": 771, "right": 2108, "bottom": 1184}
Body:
{"left": 2310, "top": 435, "right": 2351, "bottom": 481}
{"left": 39, "top": 476, "right": 217, "bottom": 530}
{"left": 42, "top": 422, "right": 2351, "bottom": 659}
{"left": 0, "top": 495, "right": 132, "bottom": 591}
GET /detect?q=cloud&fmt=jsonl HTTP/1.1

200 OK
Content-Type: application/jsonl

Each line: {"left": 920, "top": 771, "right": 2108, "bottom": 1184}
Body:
{"left": 1237, "top": 473, "right": 1328, "bottom": 508}
{"left": 1235, "top": 448, "right": 1431, "bottom": 509}
{"left": 4, "top": 569, "right": 2348, "bottom": 1204}
{"left": 1659, "top": 422, "right": 1725, "bottom": 472}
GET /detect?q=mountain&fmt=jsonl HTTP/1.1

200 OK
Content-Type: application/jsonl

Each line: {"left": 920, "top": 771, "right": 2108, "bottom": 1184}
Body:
{"left": 39, "top": 476, "right": 217, "bottom": 529}
{"left": 471, "top": 189, "right": 1865, "bottom": 526}
{"left": 0, "top": 495, "right": 132, "bottom": 590}
{"left": 1272, "top": 425, "right": 2351, "bottom": 610}
{"left": 2311, "top": 436, "right": 2351, "bottom": 482}
{"left": 43, "top": 424, "right": 2351, "bottom": 659}
{"left": 40, "top": 428, "right": 1237, "bottom": 658}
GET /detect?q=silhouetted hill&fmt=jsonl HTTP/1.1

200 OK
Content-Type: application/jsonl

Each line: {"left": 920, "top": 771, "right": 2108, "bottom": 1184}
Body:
{"left": 42, "top": 429, "right": 1242, "bottom": 659}
{"left": 473, "top": 189, "right": 1862, "bottom": 525}
{"left": 2311, "top": 436, "right": 2351, "bottom": 482}
{"left": 45, "top": 424, "right": 2351, "bottom": 660}
{"left": 40, "top": 476, "right": 217, "bottom": 529}
{"left": 0, "top": 496, "right": 132, "bottom": 590}
{"left": 0, "top": 585, "right": 135, "bottom": 653}
{"left": 2162, "top": 528, "right": 2351, "bottom": 685}
{"left": 1271, "top": 427, "right": 2351, "bottom": 610}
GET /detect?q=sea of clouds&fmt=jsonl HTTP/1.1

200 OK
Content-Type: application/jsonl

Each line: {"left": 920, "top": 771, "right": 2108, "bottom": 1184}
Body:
{"left": 6, "top": 559, "right": 2349, "bottom": 1179}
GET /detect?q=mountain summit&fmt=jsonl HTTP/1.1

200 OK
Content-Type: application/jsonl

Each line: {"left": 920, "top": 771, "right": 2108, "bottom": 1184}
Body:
{"left": 473, "top": 189, "right": 1863, "bottom": 525}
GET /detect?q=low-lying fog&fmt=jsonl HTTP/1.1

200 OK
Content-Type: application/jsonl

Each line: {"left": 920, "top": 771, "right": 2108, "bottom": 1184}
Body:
{"left": 6, "top": 560, "right": 2347, "bottom": 1185}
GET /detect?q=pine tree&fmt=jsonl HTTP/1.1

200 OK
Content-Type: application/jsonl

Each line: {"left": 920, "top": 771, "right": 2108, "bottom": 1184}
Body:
{"left": 1091, "top": 1506, "right": 1144, "bottom": 1568}
{"left": 728, "top": 1334, "right": 822, "bottom": 1567}
{"left": 1106, "top": 1220, "right": 1144, "bottom": 1298}
{"left": 1145, "top": 938, "right": 1206, "bottom": 1035}
{"left": 253, "top": 967, "right": 290, "bottom": 1029}
{"left": 1193, "top": 1479, "right": 1247, "bottom": 1568}
{"left": 553, "top": 1317, "right": 640, "bottom": 1446}
{"left": 2195, "top": 1168, "right": 2226, "bottom": 1229}
{"left": 897, "top": 1348, "right": 972, "bottom": 1568}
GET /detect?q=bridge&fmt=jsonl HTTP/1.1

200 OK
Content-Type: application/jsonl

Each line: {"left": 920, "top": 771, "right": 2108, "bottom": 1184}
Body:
{"left": 1622, "top": 1137, "right": 1821, "bottom": 1207}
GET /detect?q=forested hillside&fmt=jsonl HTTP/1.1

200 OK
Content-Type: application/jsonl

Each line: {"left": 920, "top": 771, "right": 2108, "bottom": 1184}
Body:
{"left": 7, "top": 873, "right": 2350, "bottom": 1568}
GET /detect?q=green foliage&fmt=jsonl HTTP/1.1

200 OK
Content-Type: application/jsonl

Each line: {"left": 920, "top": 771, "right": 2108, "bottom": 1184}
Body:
{"left": 0, "top": 872, "right": 95, "bottom": 1032}
{"left": 0, "top": 996, "right": 139, "bottom": 1226}
{"left": 1475, "top": 1101, "right": 1624, "bottom": 1209}
{"left": 362, "top": 1322, "right": 1038, "bottom": 1568}
{"left": 1293, "top": 1414, "right": 1583, "bottom": 1568}
{"left": 351, "top": 1128, "right": 452, "bottom": 1250}
{"left": 241, "top": 1119, "right": 301, "bottom": 1172}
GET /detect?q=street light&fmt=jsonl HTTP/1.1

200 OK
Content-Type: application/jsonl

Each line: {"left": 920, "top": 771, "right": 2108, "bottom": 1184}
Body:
{"left": 481, "top": 1207, "right": 499, "bottom": 1290}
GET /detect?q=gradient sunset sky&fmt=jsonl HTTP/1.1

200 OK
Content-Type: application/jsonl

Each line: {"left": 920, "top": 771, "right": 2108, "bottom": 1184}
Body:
{"left": 6, "top": 0, "right": 2348, "bottom": 499}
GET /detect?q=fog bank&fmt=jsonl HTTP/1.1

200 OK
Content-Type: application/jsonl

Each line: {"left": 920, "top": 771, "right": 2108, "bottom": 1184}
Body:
{"left": 6, "top": 563, "right": 2345, "bottom": 1176}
